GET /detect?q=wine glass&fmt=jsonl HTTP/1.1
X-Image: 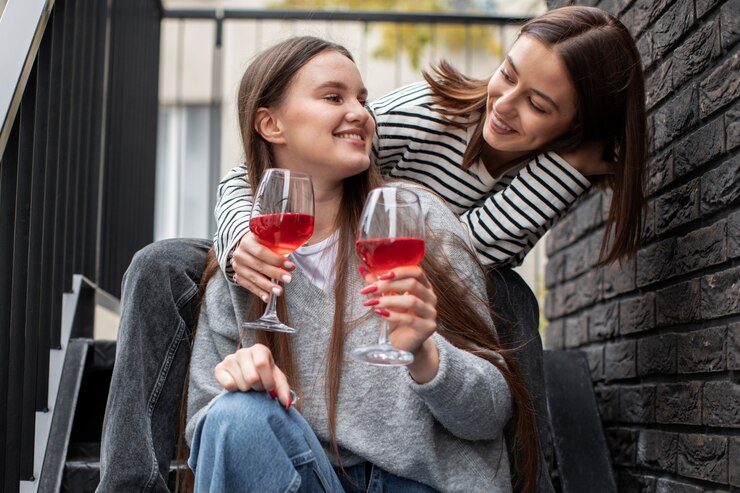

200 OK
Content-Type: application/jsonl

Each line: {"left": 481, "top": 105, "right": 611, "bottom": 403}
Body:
{"left": 352, "top": 187, "right": 425, "bottom": 366}
{"left": 241, "top": 168, "right": 314, "bottom": 333}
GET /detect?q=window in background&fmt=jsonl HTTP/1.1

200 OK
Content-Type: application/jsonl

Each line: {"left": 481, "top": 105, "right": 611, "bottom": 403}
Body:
{"left": 155, "top": 104, "right": 219, "bottom": 240}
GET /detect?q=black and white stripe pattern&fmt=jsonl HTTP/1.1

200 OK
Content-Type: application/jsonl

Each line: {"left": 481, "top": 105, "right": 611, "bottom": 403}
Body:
{"left": 214, "top": 81, "right": 591, "bottom": 272}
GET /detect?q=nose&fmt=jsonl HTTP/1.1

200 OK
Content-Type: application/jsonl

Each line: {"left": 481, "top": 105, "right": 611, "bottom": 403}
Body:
{"left": 346, "top": 99, "right": 369, "bottom": 123}
{"left": 493, "top": 88, "right": 517, "bottom": 117}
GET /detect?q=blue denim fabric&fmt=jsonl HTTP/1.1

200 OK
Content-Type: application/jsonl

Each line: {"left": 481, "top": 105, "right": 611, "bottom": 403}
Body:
{"left": 97, "top": 238, "right": 211, "bottom": 493}
{"left": 189, "top": 392, "right": 439, "bottom": 493}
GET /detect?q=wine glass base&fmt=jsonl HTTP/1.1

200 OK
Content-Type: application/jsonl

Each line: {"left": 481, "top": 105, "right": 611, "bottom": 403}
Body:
{"left": 241, "top": 319, "right": 297, "bottom": 334}
{"left": 350, "top": 345, "right": 414, "bottom": 366}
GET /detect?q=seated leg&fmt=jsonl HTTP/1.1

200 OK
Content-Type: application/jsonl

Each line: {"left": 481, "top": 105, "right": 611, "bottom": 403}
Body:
{"left": 486, "top": 266, "right": 554, "bottom": 493}
{"left": 190, "top": 392, "right": 344, "bottom": 493}
{"left": 98, "top": 238, "right": 210, "bottom": 492}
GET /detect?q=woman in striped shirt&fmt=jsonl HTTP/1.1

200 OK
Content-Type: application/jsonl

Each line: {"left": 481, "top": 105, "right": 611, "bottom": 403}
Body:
{"left": 223, "top": 5, "right": 646, "bottom": 298}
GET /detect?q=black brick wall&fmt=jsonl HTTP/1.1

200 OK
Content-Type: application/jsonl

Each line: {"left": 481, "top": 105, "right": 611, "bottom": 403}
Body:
{"left": 544, "top": 0, "right": 739, "bottom": 490}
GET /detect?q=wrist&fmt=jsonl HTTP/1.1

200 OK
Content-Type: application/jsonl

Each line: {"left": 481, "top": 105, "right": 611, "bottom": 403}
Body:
{"left": 408, "top": 337, "right": 439, "bottom": 384}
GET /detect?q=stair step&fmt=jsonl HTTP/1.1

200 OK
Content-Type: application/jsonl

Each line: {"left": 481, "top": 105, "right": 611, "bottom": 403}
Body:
{"left": 62, "top": 460, "right": 186, "bottom": 493}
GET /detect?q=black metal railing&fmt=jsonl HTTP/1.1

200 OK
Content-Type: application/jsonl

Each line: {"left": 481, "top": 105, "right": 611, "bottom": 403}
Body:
{"left": 0, "top": 0, "right": 161, "bottom": 489}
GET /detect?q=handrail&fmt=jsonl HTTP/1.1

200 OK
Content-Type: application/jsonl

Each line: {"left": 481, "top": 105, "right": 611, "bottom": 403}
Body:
{"left": 163, "top": 8, "right": 531, "bottom": 24}
{"left": 0, "top": 0, "right": 55, "bottom": 158}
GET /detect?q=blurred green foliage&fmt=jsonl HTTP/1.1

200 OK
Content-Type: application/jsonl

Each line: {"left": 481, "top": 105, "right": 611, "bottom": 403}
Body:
{"left": 269, "top": 0, "right": 503, "bottom": 68}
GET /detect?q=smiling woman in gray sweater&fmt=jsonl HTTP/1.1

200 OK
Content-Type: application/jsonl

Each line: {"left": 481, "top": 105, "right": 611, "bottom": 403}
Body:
{"left": 184, "top": 36, "right": 539, "bottom": 493}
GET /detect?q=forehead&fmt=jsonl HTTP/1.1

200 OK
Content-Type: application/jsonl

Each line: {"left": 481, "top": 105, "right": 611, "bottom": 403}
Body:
{"left": 507, "top": 35, "right": 576, "bottom": 109}
{"left": 291, "top": 51, "right": 364, "bottom": 90}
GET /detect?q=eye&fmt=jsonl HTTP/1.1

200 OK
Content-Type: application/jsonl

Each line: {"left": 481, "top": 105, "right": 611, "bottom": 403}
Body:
{"left": 500, "top": 68, "right": 514, "bottom": 83}
{"left": 359, "top": 99, "right": 368, "bottom": 108}
{"left": 324, "top": 94, "right": 342, "bottom": 103}
{"left": 528, "top": 97, "right": 546, "bottom": 114}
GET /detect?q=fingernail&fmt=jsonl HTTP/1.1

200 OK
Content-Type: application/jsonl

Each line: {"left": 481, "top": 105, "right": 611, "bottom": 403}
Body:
{"left": 283, "top": 261, "right": 295, "bottom": 270}
{"left": 272, "top": 286, "right": 282, "bottom": 296}
{"left": 268, "top": 389, "right": 278, "bottom": 399}
{"left": 378, "top": 271, "right": 395, "bottom": 280}
{"left": 281, "top": 274, "right": 292, "bottom": 284}
{"left": 374, "top": 308, "right": 390, "bottom": 317}
{"left": 363, "top": 298, "right": 380, "bottom": 307}
{"left": 232, "top": 274, "right": 238, "bottom": 283}
{"left": 285, "top": 395, "right": 293, "bottom": 411}
{"left": 357, "top": 265, "right": 370, "bottom": 277}
{"left": 360, "top": 285, "right": 378, "bottom": 295}
{"left": 261, "top": 293, "right": 269, "bottom": 303}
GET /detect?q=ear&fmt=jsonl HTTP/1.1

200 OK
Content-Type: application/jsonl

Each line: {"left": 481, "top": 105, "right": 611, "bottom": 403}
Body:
{"left": 254, "top": 107, "right": 286, "bottom": 144}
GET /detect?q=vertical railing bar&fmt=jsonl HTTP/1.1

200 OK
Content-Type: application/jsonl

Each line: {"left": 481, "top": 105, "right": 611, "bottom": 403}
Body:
{"left": 77, "top": 0, "right": 95, "bottom": 280}
{"left": 51, "top": 0, "right": 76, "bottom": 349}
{"left": 7, "top": 63, "right": 36, "bottom": 490}
{"left": 20, "top": 37, "right": 51, "bottom": 479}
{"left": 0, "top": 112, "right": 20, "bottom": 492}
{"left": 36, "top": 2, "right": 60, "bottom": 411}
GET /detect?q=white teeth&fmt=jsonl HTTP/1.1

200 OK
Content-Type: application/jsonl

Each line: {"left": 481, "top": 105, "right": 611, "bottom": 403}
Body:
{"left": 493, "top": 116, "right": 512, "bottom": 131}
{"left": 337, "top": 133, "right": 363, "bottom": 140}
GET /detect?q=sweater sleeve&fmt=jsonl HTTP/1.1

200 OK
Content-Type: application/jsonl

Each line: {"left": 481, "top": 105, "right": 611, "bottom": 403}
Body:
{"left": 213, "top": 163, "right": 254, "bottom": 280}
{"left": 399, "top": 184, "right": 514, "bottom": 440}
{"left": 185, "top": 272, "right": 241, "bottom": 444}
{"left": 460, "top": 152, "right": 591, "bottom": 267}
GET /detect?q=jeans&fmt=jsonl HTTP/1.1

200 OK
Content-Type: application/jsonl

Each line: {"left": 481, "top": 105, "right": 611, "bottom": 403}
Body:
{"left": 487, "top": 267, "right": 554, "bottom": 493}
{"left": 190, "top": 392, "right": 438, "bottom": 493}
{"left": 97, "top": 238, "right": 211, "bottom": 492}
{"left": 97, "top": 238, "right": 552, "bottom": 492}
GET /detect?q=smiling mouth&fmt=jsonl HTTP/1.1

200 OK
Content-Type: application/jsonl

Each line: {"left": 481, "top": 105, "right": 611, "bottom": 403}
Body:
{"left": 335, "top": 133, "right": 365, "bottom": 141}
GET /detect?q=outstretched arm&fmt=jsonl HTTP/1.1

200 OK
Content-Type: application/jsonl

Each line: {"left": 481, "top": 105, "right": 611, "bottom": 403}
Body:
{"left": 460, "top": 152, "right": 592, "bottom": 266}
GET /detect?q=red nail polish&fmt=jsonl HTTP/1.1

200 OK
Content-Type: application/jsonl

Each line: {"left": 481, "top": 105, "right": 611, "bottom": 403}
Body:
{"left": 378, "top": 271, "right": 395, "bottom": 281}
{"left": 285, "top": 395, "right": 293, "bottom": 410}
{"left": 357, "top": 265, "right": 370, "bottom": 277}
{"left": 268, "top": 389, "right": 278, "bottom": 399}
{"left": 374, "top": 308, "right": 390, "bottom": 317}
{"left": 363, "top": 298, "right": 380, "bottom": 307}
{"left": 360, "top": 284, "right": 378, "bottom": 295}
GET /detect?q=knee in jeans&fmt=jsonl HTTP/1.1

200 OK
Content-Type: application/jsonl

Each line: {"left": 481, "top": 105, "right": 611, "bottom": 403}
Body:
{"left": 205, "top": 392, "right": 278, "bottom": 436}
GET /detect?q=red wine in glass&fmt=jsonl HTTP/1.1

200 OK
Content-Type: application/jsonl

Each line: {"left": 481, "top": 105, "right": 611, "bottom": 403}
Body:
{"left": 352, "top": 187, "right": 425, "bottom": 366}
{"left": 251, "top": 213, "right": 315, "bottom": 256}
{"left": 242, "top": 169, "right": 314, "bottom": 334}
{"left": 355, "top": 237, "right": 425, "bottom": 274}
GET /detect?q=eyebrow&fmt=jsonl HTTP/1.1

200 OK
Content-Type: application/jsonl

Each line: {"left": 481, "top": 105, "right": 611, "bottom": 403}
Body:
{"left": 506, "top": 55, "right": 560, "bottom": 111}
{"left": 316, "top": 80, "right": 368, "bottom": 98}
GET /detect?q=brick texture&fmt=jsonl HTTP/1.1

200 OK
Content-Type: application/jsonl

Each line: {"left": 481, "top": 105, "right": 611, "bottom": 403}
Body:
{"left": 544, "top": 0, "right": 738, "bottom": 490}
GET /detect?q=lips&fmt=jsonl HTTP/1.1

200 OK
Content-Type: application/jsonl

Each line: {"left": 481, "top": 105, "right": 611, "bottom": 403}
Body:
{"left": 333, "top": 129, "right": 367, "bottom": 147}
{"left": 489, "top": 112, "right": 517, "bottom": 135}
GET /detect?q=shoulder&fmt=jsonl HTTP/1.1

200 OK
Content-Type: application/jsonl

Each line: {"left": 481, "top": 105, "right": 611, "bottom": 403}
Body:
{"left": 370, "top": 81, "right": 434, "bottom": 115}
{"left": 387, "top": 181, "right": 470, "bottom": 241}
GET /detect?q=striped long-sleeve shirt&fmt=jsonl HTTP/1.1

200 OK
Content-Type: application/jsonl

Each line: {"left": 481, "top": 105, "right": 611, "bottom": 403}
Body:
{"left": 214, "top": 81, "right": 591, "bottom": 275}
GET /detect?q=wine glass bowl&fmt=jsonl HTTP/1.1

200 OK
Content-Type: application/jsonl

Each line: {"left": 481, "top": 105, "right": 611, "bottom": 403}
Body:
{"left": 352, "top": 187, "right": 425, "bottom": 366}
{"left": 242, "top": 168, "right": 314, "bottom": 334}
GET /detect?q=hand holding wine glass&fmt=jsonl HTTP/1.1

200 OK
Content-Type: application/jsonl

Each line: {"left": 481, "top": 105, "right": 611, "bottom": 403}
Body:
{"left": 353, "top": 187, "right": 428, "bottom": 366}
{"left": 242, "top": 168, "right": 314, "bottom": 334}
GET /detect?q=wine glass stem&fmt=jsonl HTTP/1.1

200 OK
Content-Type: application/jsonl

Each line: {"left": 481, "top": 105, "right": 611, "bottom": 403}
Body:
{"left": 263, "top": 279, "right": 279, "bottom": 318}
{"left": 377, "top": 319, "right": 391, "bottom": 346}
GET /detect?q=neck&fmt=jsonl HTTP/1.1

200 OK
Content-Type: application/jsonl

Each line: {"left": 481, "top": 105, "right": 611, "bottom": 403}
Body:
{"left": 480, "top": 145, "right": 532, "bottom": 178}
{"left": 309, "top": 181, "right": 344, "bottom": 245}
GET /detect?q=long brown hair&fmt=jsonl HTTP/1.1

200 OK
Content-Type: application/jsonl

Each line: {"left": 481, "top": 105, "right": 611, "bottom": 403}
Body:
{"left": 187, "top": 36, "right": 540, "bottom": 492}
{"left": 423, "top": 6, "right": 647, "bottom": 265}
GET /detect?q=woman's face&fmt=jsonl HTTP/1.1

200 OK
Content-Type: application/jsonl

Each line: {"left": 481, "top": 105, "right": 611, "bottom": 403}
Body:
{"left": 269, "top": 51, "right": 374, "bottom": 185}
{"left": 483, "top": 35, "right": 578, "bottom": 154}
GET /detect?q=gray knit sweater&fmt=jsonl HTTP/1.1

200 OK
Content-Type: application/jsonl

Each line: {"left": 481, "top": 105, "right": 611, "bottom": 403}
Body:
{"left": 186, "top": 185, "right": 514, "bottom": 493}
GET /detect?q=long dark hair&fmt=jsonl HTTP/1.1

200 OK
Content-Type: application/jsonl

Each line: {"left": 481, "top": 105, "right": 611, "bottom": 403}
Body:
{"left": 185, "top": 36, "right": 540, "bottom": 493}
{"left": 424, "top": 6, "right": 647, "bottom": 265}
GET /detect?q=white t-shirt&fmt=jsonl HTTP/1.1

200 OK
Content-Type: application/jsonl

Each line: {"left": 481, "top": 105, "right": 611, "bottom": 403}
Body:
{"left": 290, "top": 232, "right": 339, "bottom": 293}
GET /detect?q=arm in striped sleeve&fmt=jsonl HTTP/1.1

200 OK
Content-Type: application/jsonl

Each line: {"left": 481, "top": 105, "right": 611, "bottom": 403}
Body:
{"left": 213, "top": 163, "right": 253, "bottom": 280}
{"left": 459, "top": 152, "right": 591, "bottom": 267}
